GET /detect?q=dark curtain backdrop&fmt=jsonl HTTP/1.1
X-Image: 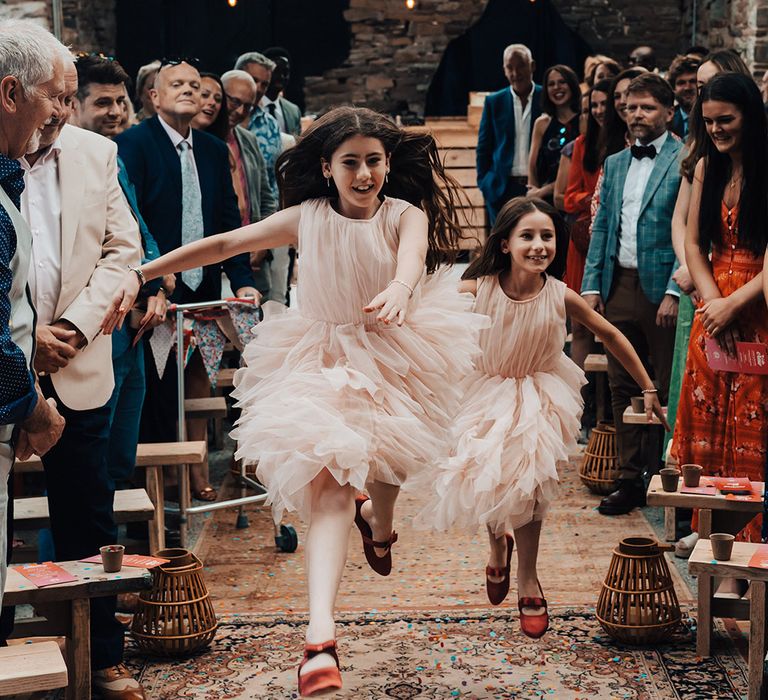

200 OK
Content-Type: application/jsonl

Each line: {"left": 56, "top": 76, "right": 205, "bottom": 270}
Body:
{"left": 115, "top": 0, "right": 351, "bottom": 112}
{"left": 425, "top": 0, "right": 593, "bottom": 116}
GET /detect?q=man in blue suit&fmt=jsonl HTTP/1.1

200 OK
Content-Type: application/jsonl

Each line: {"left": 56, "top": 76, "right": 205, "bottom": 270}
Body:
{"left": 116, "top": 60, "right": 257, "bottom": 498}
{"left": 476, "top": 44, "right": 542, "bottom": 223}
{"left": 582, "top": 73, "right": 682, "bottom": 515}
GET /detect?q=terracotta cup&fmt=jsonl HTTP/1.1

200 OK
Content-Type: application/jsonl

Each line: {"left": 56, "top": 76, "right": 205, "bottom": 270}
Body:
{"left": 100, "top": 544, "right": 125, "bottom": 573}
{"left": 630, "top": 396, "right": 644, "bottom": 413}
{"left": 659, "top": 467, "right": 680, "bottom": 493}
{"left": 710, "top": 533, "right": 735, "bottom": 561}
{"left": 681, "top": 463, "right": 703, "bottom": 488}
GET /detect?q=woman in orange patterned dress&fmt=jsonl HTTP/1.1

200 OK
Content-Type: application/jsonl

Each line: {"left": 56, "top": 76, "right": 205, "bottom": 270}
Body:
{"left": 672, "top": 73, "right": 768, "bottom": 544}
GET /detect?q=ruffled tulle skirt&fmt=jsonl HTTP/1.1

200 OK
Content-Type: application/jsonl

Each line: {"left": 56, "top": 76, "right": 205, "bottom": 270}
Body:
{"left": 414, "top": 356, "right": 585, "bottom": 535}
{"left": 230, "top": 271, "right": 487, "bottom": 522}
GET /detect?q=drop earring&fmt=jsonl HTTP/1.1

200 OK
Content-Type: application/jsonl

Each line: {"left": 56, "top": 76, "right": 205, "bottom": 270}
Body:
{"left": 326, "top": 176, "right": 330, "bottom": 188}
{"left": 385, "top": 172, "right": 389, "bottom": 184}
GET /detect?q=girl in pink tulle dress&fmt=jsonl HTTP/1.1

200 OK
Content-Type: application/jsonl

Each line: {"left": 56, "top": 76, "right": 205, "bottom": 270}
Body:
{"left": 416, "top": 197, "right": 668, "bottom": 639}
{"left": 101, "top": 106, "right": 485, "bottom": 697}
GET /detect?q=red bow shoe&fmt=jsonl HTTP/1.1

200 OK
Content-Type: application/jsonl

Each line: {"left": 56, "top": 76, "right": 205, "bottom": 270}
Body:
{"left": 298, "top": 640, "right": 342, "bottom": 697}
{"left": 485, "top": 533, "right": 515, "bottom": 605}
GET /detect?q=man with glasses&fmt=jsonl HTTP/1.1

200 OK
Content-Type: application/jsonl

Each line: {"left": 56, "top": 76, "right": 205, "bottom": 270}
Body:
{"left": 221, "top": 69, "right": 277, "bottom": 297}
{"left": 115, "top": 58, "right": 257, "bottom": 499}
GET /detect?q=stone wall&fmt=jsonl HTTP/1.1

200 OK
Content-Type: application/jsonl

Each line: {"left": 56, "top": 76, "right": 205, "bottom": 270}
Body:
{"left": 302, "top": 0, "right": 689, "bottom": 117}
{"left": 0, "top": 0, "right": 50, "bottom": 24}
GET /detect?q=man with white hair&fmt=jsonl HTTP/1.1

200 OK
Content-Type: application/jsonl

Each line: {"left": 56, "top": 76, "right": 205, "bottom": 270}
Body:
{"left": 234, "top": 51, "right": 291, "bottom": 304}
{"left": 0, "top": 18, "right": 66, "bottom": 606}
{"left": 221, "top": 69, "right": 277, "bottom": 298}
{"left": 476, "top": 43, "right": 542, "bottom": 223}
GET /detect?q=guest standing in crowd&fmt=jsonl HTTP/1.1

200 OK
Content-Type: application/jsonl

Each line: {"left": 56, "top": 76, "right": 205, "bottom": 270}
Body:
{"left": 668, "top": 55, "right": 701, "bottom": 139}
{"left": 21, "top": 55, "right": 144, "bottom": 698}
{"left": 134, "top": 59, "right": 160, "bottom": 122}
{"left": 191, "top": 72, "right": 228, "bottom": 140}
{"left": 582, "top": 73, "right": 682, "bottom": 516}
{"left": 628, "top": 45, "right": 657, "bottom": 72}
{"left": 116, "top": 59, "right": 257, "bottom": 503}
{"left": 0, "top": 18, "right": 66, "bottom": 608}
{"left": 696, "top": 49, "right": 751, "bottom": 90}
{"left": 563, "top": 79, "right": 611, "bottom": 371}
{"left": 234, "top": 51, "right": 291, "bottom": 304}
{"left": 71, "top": 54, "right": 172, "bottom": 495}
{"left": 261, "top": 47, "right": 302, "bottom": 136}
{"left": 476, "top": 44, "right": 541, "bottom": 223}
{"left": 527, "top": 64, "right": 580, "bottom": 203}
{"left": 675, "top": 74, "right": 768, "bottom": 548}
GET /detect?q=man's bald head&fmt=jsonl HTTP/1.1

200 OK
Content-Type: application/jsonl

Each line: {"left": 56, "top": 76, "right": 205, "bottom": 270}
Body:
{"left": 151, "top": 62, "right": 201, "bottom": 126}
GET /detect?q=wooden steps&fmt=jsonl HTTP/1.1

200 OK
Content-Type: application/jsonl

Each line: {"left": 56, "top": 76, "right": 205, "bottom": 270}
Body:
{"left": 14, "top": 489, "right": 153, "bottom": 530}
{"left": 0, "top": 641, "right": 67, "bottom": 695}
{"left": 184, "top": 396, "right": 227, "bottom": 420}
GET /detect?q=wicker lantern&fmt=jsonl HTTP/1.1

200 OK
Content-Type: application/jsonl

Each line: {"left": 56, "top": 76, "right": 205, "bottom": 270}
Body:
{"left": 579, "top": 422, "right": 620, "bottom": 494}
{"left": 596, "top": 537, "right": 681, "bottom": 645}
{"left": 131, "top": 548, "right": 218, "bottom": 656}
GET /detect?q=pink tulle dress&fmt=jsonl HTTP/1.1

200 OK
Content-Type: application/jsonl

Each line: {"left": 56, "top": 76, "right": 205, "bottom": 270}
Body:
{"left": 416, "top": 273, "right": 585, "bottom": 535}
{"left": 231, "top": 197, "right": 486, "bottom": 522}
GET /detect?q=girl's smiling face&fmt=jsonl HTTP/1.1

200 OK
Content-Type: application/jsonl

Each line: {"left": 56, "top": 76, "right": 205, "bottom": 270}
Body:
{"left": 322, "top": 135, "right": 390, "bottom": 217}
{"left": 501, "top": 209, "right": 557, "bottom": 274}
{"left": 702, "top": 99, "right": 743, "bottom": 155}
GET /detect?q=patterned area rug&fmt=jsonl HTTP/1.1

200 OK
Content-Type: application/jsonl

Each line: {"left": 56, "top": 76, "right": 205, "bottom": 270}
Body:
{"left": 124, "top": 607, "right": 747, "bottom": 699}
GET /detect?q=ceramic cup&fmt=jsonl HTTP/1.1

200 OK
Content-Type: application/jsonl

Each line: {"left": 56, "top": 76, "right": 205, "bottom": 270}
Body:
{"left": 100, "top": 544, "right": 125, "bottom": 573}
{"left": 630, "top": 396, "right": 645, "bottom": 413}
{"left": 681, "top": 463, "right": 703, "bottom": 488}
{"left": 710, "top": 533, "right": 735, "bottom": 561}
{"left": 659, "top": 467, "right": 680, "bottom": 493}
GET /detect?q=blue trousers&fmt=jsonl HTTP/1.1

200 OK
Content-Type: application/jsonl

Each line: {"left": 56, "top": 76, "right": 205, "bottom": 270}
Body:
{"left": 39, "top": 376, "right": 124, "bottom": 670}
{"left": 105, "top": 329, "right": 146, "bottom": 490}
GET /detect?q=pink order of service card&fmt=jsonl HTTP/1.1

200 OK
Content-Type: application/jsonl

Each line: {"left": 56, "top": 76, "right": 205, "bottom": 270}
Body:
{"left": 15, "top": 562, "right": 77, "bottom": 587}
{"left": 705, "top": 338, "right": 768, "bottom": 374}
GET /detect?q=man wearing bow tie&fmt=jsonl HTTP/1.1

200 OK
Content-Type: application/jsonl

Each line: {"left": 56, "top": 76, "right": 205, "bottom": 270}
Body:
{"left": 582, "top": 73, "right": 682, "bottom": 515}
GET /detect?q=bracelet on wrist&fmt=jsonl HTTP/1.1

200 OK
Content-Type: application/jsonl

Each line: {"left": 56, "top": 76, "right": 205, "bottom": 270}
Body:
{"left": 388, "top": 278, "right": 414, "bottom": 297}
{"left": 641, "top": 388, "right": 658, "bottom": 394}
{"left": 128, "top": 266, "right": 146, "bottom": 286}
{"left": 157, "top": 286, "right": 168, "bottom": 296}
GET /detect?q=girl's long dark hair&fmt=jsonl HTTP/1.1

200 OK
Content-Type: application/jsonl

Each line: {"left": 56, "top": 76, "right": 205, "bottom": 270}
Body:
{"left": 598, "top": 67, "right": 646, "bottom": 163}
{"left": 276, "top": 106, "right": 467, "bottom": 273}
{"left": 583, "top": 79, "right": 611, "bottom": 174}
{"left": 540, "top": 64, "right": 581, "bottom": 117}
{"left": 198, "top": 72, "right": 229, "bottom": 141}
{"left": 681, "top": 55, "right": 752, "bottom": 181}
{"left": 696, "top": 73, "right": 768, "bottom": 256}
{"left": 462, "top": 197, "right": 567, "bottom": 281}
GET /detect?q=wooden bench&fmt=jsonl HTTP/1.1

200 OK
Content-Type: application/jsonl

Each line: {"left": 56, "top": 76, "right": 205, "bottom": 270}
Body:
{"left": 217, "top": 367, "right": 236, "bottom": 389}
{"left": 584, "top": 353, "right": 608, "bottom": 422}
{"left": 646, "top": 474, "right": 763, "bottom": 542}
{"left": 689, "top": 539, "right": 768, "bottom": 698}
{"left": 5, "top": 560, "right": 151, "bottom": 699}
{"left": 0, "top": 640, "right": 67, "bottom": 696}
{"left": 16, "top": 442, "right": 207, "bottom": 554}
{"left": 184, "top": 396, "right": 228, "bottom": 420}
{"left": 14, "top": 489, "right": 154, "bottom": 530}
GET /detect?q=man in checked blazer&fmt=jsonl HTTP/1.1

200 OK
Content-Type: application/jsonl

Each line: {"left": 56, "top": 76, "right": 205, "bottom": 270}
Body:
{"left": 582, "top": 73, "right": 682, "bottom": 516}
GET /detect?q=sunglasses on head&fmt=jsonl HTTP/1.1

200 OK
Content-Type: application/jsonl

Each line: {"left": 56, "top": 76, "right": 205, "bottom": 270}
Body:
{"left": 74, "top": 51, "right": 115, "bottom": 62}
{"left": 159, "top": 56, "right": 201, "bottom": 69}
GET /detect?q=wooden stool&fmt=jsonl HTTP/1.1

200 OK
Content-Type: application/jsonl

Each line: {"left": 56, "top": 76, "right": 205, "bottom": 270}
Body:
{"left": 584, "top": 353, "right": 608, "bottom": 423}
{"left": 0, "top": 640, "right": 67, "bottom": 696}
{"left": 688, "top": 539, "right": 768, "bottom": 699}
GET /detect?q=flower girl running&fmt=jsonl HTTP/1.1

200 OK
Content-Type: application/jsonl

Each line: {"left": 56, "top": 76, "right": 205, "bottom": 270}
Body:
{"left": 101, "top": 106, "right": 485, "bottom": 697}
{"left": 417, "top": 197, "right": 669, "bottom": 638}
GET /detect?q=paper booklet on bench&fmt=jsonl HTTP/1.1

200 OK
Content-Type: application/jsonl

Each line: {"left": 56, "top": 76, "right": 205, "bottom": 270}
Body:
{"left": 714, "top": 477, "right": 754, "bottom": 495}
{"left": 748, "top": 545, "right": 768, "bottom": 570}
{"left": 706, "top": 338, "right": 768, "bottom": 374}
{"left": 80, "top": 554, "right": 170, "bottom": 568}
{"left": 15, "top": 562, "right": 78, "bottom": 587}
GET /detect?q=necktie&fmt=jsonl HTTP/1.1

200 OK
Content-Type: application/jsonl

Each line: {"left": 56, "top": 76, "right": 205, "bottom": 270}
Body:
{"left": 630, "top": 143, "right": 657, "bottom": 160}
{"left": 266, "top": 102, "right": 277, "bottom": 118}
{"left": 178, "top": 141, "right": 204, "bottom": 290}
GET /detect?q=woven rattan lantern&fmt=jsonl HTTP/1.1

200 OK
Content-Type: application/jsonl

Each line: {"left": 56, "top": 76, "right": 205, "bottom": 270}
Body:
{"left": 579, "top": 422, "right": 620, "bottom": 494}
{"left": 131, "top": 548, "right": 217, "bottom": 656}
{"left": 596, "top": 537, "right": 681, "bottom": 645}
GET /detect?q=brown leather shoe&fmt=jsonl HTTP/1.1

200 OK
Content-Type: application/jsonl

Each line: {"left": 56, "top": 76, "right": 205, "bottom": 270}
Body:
{"left": 92, "top": 663, "right": 146, "bottom": 699}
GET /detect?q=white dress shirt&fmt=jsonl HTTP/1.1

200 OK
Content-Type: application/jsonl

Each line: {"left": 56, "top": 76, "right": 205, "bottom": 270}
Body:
{"left": 260, "top": 95, "right": 286, "bottom": 133}
{"left": 617, "top": 131, "right": 669, "bottom": 269}
{"left": 157, "top": 114, "right": 202, "bottom": 190}
{"left": 21, "top": 139, "right": 62, "bottom": 327}
{"left": 510, "top": 86, "right": 533, "bottom": 177}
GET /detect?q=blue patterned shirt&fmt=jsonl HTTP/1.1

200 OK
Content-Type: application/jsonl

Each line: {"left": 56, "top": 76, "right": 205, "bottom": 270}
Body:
{"left": 0, "top": 153, "right": 37, "bottom": 426}
{"left": 248, "top": 107, "right": 281, "bottom": 198}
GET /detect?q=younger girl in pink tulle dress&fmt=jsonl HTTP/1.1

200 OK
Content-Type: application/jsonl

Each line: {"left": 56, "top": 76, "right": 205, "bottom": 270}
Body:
{"left": 417, "top": 197, "right": 668, "bottom": 639}
{"left": 101, "top": 107, "right": 485, "bottom": 696}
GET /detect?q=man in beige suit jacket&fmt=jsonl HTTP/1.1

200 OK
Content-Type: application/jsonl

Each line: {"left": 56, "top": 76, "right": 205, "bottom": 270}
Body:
{"left": 21, "top": 59, "right": 146, "bottom": 700}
